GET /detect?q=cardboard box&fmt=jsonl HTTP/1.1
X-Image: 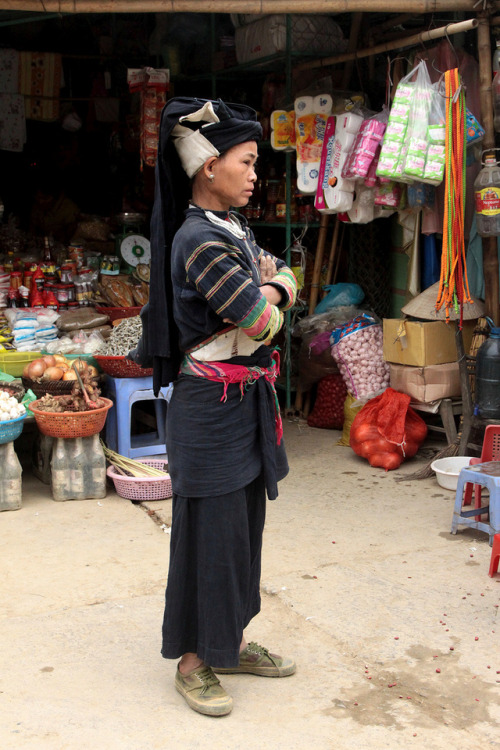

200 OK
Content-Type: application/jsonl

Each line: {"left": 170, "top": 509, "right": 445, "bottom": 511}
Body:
{"left": 383, "top": 318, "right": 474, "bottom": 366}
{"left": 389, "top": 362, "right": 461, "bottom": 403}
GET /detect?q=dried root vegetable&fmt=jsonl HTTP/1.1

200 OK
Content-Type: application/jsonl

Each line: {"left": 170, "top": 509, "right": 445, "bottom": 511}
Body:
{"left": 34, "top": 370, "right": 103, "bottom": 412}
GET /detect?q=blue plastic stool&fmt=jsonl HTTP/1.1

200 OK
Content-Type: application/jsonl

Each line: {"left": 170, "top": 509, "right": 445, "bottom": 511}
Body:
{"left": 451, "top": 461, "right": 500, "bottom": 545}
{"left": 104, "top": 375, "right": 171, "bottom": 459}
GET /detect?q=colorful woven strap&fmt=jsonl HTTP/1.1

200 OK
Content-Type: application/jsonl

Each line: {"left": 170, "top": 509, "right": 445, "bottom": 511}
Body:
{"left": 181, "top": 349, "right": 283, "bottom": 444}
{"left": 436, "top": 68, "right": 471, "bottom": 326}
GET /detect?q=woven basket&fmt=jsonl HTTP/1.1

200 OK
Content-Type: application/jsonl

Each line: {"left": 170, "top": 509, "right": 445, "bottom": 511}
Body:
{"left": 0, "top": 381, "right": 25, "bottom": 402}
{"left": 0, "top": 413, "right": 26, "bottom": 445}
{"left": 30, "top": 397, "right": 113, "bottom": 438}
{"left": 95, "top": 306, "right": 141, "bottom": 322}
{"left": 22, "top": 376, "right": 75, "bottom": 398}
{"left": 107, "top": 458, "right": 172, "bottom": 501}
{"left": 93, "top": 355, "right": 152, "bottom": 378}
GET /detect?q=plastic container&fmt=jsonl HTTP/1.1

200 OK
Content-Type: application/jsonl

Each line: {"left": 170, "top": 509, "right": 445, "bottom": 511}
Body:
{"left": 475, "top": 317, "right": 500, "bottom": 419}
{"left": 93, "top": 355, "right": 152, "bottom": 378}
{"left": 0, "top": 351, "right": 42, "bottom": 377}
{"left": 0, "top": 441, "right": 22, "bottom": 511}
{"left": 107, "top": 458, "right": 171, "bottom": 500}
{"left": 30, "top": 397, "right": 113, "bottom": 438}
{"left": 431, "top": 456, "right": 474, "bottom": 491}
{"left": 474, "top": 152, "right": 500, "bottom": 236}
{"left": 51, "top": 435, "right": 106, "bottom": 501}
{"left": 0, "top": 413, "right": 26, "bottom": 445}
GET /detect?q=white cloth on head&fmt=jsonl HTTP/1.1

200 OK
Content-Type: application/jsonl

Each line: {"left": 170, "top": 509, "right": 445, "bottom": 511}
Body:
{"left": 172, "top": 101, "right": 221, "bottom": 177}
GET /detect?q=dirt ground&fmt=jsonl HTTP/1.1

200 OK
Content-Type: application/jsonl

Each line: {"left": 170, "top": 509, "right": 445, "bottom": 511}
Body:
{"left": 0, "top": 418, "right": 499, "bottom": 750}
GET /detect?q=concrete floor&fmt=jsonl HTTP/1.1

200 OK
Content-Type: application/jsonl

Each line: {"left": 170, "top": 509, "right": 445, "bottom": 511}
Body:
{"left": 1, "top": 419, "right": 499, "bottom": 750}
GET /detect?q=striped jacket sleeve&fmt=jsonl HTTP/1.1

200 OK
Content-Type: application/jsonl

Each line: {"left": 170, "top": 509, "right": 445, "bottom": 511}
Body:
{"left": 185, "top": 239, "right": 285, "bottom": 344}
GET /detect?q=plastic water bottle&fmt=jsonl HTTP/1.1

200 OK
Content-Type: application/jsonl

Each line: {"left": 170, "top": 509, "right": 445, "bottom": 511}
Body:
{"left": 474, "top": 153, "right": 500, "bottom": 237}
{"left": 475, "top": 317, "right": 500, "bottom": 419}
{"left": 51, "top": 436, "right": 106, "bottom": 501}
{"left": 0, "top": 441, "right": 22, "bottom": 511}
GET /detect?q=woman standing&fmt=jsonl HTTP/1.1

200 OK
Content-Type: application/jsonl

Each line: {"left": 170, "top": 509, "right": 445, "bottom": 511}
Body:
{"left": 133, "top": 97, "right": 297, "bottom": 716}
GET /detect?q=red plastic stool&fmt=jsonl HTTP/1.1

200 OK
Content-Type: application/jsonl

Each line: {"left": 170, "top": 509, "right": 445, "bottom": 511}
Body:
{"left": 489, "top": 534, "right": 500, "bottom": 577}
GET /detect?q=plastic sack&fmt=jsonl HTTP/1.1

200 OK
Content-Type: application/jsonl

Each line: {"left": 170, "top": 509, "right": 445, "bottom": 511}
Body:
{"left": 314, "top": 283, "right": 364, "bottom": 314}
{"left": 293, "top": 306, "right": 360, "bottom": 392}
{"left": 349, "top": 387, "right": 428, "bottom": 470}
{"left": 330, "top": 313, "right": 390, "bottom": 397}
{"left": 337, "top": 391, "right": 363, "bottom": 446}
{"left": 307, "top": 373, "right": 346, "bottom": 429}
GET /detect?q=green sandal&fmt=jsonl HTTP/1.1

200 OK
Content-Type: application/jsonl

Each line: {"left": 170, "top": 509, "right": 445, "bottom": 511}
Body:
{"left": 214, "top": 642, "right": 296, "bottom": 678}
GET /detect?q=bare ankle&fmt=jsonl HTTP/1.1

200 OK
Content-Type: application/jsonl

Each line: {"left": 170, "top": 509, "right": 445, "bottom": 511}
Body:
{"left": 179, "top": 654, "right": 204, "bottom": 675}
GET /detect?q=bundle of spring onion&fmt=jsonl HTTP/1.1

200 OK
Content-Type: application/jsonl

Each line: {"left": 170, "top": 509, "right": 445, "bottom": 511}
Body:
{"left": 102, "top": 443, "right": 168, "bottom": 477}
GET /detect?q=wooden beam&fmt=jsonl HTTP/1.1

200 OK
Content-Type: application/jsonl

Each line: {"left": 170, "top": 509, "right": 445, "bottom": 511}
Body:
{"left": 0, "top": 0, "right": 480, "bottom": 13}
{"left": 295, "top": 17, "right": 478, "bottom": 72}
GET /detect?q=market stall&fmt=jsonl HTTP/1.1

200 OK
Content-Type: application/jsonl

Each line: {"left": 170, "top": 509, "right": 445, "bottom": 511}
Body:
{"left": 1, "top": 6, "right": 500, "bottom": 509}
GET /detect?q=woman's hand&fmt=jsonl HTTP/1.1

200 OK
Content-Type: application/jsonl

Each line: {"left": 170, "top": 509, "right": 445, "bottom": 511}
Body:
{"left": 260, "top": 255, "right": 278, "bottom": 284}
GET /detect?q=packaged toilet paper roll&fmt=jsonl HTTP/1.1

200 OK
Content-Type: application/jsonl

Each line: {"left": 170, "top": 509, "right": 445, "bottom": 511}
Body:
{"left": 270, "top": 110, "right": 296, "bottom": 151}
{"left": 294, "top": 96, "right": 314, "bottom": 116}
{"left": 295, "top": 112, "right": 328, "bottom": 194}
{"left": 313, "top": 93, "right": 333, "bottom": 114}
{"left": 315, "top": 116, "right": 336, "bottom": 212}
{"left": 324, "top": 189, "right": 353, "bottom": 213}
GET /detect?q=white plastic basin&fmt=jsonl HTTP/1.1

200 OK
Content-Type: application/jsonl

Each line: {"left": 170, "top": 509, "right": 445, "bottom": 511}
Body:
{"left": 430, "top": 456, "right": 475, "bottom": 491}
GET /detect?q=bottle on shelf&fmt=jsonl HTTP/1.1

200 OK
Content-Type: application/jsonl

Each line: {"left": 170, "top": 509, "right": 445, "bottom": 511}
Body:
{"left": 474, "top": 153, "right": 500, "bottom": 237}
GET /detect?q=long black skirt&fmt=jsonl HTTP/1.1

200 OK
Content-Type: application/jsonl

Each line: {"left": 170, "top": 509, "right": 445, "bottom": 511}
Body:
{"left": 161, "top": 473, "right": 266, "bottom": 668}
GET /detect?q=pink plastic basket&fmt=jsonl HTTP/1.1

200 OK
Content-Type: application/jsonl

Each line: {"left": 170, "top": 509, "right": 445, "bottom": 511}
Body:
{"left": 107, "top": 458, "right": 172, "bottom": 501}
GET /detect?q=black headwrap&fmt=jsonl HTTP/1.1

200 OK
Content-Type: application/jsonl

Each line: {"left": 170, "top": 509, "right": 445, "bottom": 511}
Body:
{"left": 129, "top": 97, "right": 262, "bottom": 395}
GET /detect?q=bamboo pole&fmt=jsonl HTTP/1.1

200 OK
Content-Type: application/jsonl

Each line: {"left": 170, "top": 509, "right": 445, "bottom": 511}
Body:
{"left": 0, "top": 0, "right": 480, "bottom": 13}
{"left": 295, "top": 17, "right": 478, "bottom": 72}
{"left": 308, "top": 213, "right": 330, "bottom": 315}
{"left": 323, "top": 217, "right": 340, "bottom": 290}
{"left": 341, "top": 12, "right": 364, "bottom": 91}
{"left": 477, "top": 12, "right": 500, "bottom": 326}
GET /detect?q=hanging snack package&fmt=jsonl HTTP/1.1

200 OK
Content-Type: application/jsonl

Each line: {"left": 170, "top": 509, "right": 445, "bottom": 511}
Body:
{"left": 342, "top": 106, "right": 389, "bottom": 181}
{"left": 377, "top": 60, "right": 432, "bottom": 183}
{"left": 330, "top": 313, "right": 390, "bottom": 398}
{"left": 465, "top": 108, "right": 485, "bottom": 146}
{"left": 419, "top": 79, "right": 447, "bottom": 185}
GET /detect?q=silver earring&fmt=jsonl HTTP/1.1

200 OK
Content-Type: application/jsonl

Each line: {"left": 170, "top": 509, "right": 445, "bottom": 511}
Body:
{"left": 209, "top": 174, "right": 214, "bottom": 182}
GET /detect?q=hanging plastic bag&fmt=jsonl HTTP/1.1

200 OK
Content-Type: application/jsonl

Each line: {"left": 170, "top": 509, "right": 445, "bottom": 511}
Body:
{"left": 349, "top": 387, "right": 428, "bottom": 470}
{"left": 377, "top": 60, "right": 433, "bottom": 183}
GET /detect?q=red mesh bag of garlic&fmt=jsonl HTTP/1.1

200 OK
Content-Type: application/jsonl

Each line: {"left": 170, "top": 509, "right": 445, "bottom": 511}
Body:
{"left": 330, "top": 313, "right": 390, "bottom": 398}
{"left": 349, "top": 387, "right": 428, "bottom": 471}
{"left": 307, "top": 373, "right": 347, "bottom": 429}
